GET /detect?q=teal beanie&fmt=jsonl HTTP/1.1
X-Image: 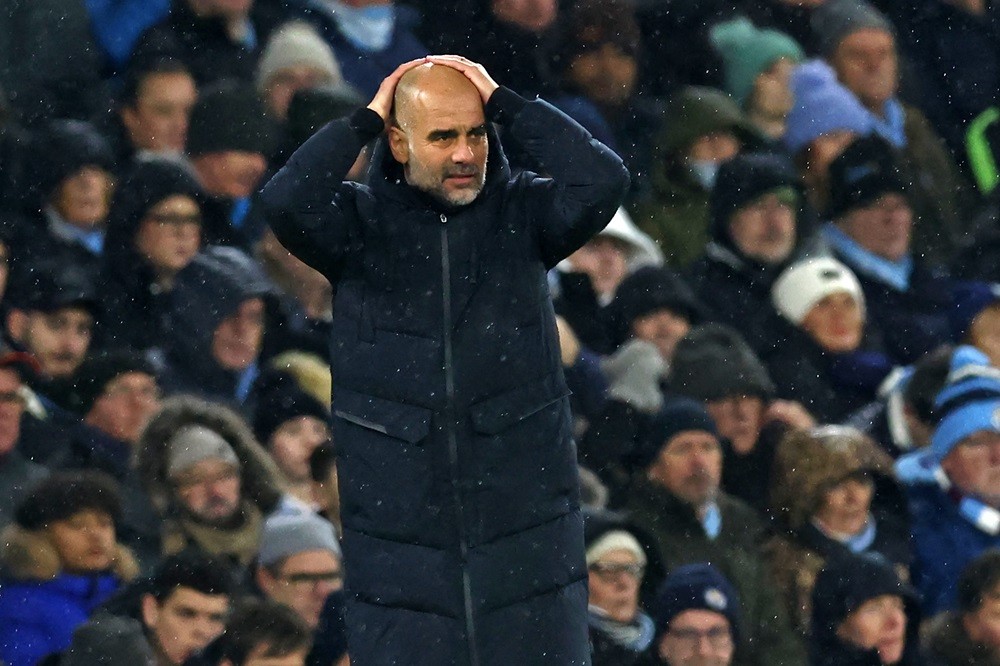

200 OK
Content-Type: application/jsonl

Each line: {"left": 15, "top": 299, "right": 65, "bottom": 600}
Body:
{"left": 710, "top": 17, "right": 805, "bottom": 106}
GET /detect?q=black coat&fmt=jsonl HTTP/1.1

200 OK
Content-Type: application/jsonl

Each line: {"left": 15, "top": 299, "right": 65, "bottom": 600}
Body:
{"left": 261, "top": 87, "right": 629, "bottom": 665}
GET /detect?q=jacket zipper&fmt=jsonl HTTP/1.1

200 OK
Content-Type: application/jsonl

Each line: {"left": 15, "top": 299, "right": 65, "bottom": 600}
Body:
{"left": 441, "top": 214, "right": 480, "bottom": 666}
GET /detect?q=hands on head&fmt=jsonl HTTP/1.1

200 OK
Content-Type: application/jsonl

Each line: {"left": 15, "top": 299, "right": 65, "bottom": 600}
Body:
{"left": 366, "top": 56, "right": 500, "bottom": 124}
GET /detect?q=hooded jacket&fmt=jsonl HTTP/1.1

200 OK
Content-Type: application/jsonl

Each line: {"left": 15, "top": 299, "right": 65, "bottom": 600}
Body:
{"left": 260, "top": 86, "right": 628, "bottom": 666}
{"left": 923, "top": 611, "right": 1000, "bottom": 666}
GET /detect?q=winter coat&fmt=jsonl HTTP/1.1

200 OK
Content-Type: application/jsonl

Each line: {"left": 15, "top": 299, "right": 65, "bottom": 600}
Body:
{"left": 260, "top": 87, "right": 629, "bottom": 665}
{"left": 923, "top": 611, "right": 1000, "bottom": 666}
{"left": 624, "top": 478, "right": 806, "bottom": 666}
{"left": 0, "top": 449, "right": 48, "bottom": 528}
{"left": 0, "top": 524, "right": 138, "bottom": 666}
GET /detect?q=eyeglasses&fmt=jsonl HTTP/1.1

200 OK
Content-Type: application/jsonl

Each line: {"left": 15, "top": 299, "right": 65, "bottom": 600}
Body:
{"left": 588, "top": 561, "right": 645, "bottom": 580}
{"left": 173, "top": 467, "right": 239, "bottom": 492}
{"left": 146, "top": 212, "right": 202, "bottom": 226}
{"left": 280, "top": 570, "right": 343, "bottom": 587}
{"left": 667, "top": 626, "right": 732, "bottom": 650}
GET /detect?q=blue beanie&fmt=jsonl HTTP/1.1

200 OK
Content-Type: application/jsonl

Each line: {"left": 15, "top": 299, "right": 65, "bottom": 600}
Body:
{"left": 949, "top": 281, "right": 1000, "bottom": 342}
{"left": 634, "top": 398, "right": 718, "bottom": 470}
{"left": 710, "top": 17, "right": 805, "bottom": 106}
{"left": 929, "top": 346, "right": 1000, "bottom": 463}
{"left": 783, "top": 59, "right": 874, "bottom": 154}
{"left": 654, "top": 563, "right": 741, "bottom": 643}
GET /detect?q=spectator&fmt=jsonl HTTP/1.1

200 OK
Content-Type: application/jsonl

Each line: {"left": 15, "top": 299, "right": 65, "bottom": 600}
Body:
{"left": 0, "top": 351, "right": 48, "bottom": 527}
{"left": 650, "top": 563, "right": 741, "bottom": 666}
{"left": 895, "top": 346, "right": 1000, "bottom": 615}
{"left": 254, "top": 512, "right": 342, "bottom": 629}
{"left": 924, "top": 549, "right": 1000, "bottom": 666}
{"left": 810, "top": 552, "right": 922, "bottom": 666}
{"left": 134, "top": 395, "right": 302, "bottom": 571}
{"left": 629, "top": 86, "right": 761, "bottom": 267}
{"left": 766, "top": 425, "right": 910, "bottom": 636}
{"left": 812, "top": 0, "right": 974, "bottom": 264}
{"left": 56, "top": 613, "right": 156, "bottom": 665}
{"left": 767, "top": 256, "right": 894, "bottom": 422}
{"left": 824, "top": 135, "right": 956, "bottom": 364}
{"left": 624, "top": 398, "right": 805, "bottom": 665}
{"left": 950, "top": 282, "right": 1000, "bottom": 368}
{"left": 308, "top": 440, "right": 340, "bottom": 531}
{"left": 710, "top": 17, "right": 804, "bottom": 143}
{"left": 202, "top": 599, "right": 312, "bottom": 666}
{"left": 0, "top": 471, "right": 138, "bottom": 666}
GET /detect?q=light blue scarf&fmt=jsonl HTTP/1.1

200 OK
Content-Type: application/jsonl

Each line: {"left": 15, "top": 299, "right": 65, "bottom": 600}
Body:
{"left": 823, "top": 223, "right": 912, "bottom": 291}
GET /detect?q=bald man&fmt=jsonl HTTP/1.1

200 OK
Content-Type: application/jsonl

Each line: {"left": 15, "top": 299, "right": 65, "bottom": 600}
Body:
{"left": 261, "top": 55, "right": 628, "bottom": 666}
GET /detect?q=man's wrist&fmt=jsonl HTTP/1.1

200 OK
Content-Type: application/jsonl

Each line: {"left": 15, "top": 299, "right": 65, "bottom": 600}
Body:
{"left": 351, "top": 107, "right": 386, "bottom": 139}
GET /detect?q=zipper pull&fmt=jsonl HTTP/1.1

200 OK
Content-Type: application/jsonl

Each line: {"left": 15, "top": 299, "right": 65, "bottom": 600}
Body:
{"left": 440, "top": 213, "right": 447, "bottom": 224}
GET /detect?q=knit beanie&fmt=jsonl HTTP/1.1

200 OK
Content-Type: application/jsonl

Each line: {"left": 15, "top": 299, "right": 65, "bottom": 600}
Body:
{"left": 62, "top": 615, "right": 155, "bottom": 666}
{"left": 772, "top": 257, "right": 865, "bottom": 325}
{"left": 15, "top": 470, "right": 122, "bottom": 529}
{"left": 811, "top": 0, "right": 895, "bottom": 56}
{"left": 783, "top": 59, "right": 874, "bottom": 155}
{"left": 827, "top": 134, "right": 907, "bottom": 220}
{"left": 29, "top": 119, "right": 116, "bottom": 201}
{"left": 585, "top": 529, "right": 647, "bottom": 567}
{"left": 71, "top": 349, "right": 157, "bottom": 416}
{"left": 709, "top": 152, "right": 800, "bottom": 243}
{"left": 950, "top": 281, "right": 1000, "bottom": 343}
{"left": 166, "top": 424, "right": 240, "bottom": 478}
{"left": 669, "top": 323, "right": 775, "bottom": 402}
{"left": 928, "top": 346, "right": 1000, "bottom": 464}
{"left": 257, "top": 512, "right": 341, "bottom": 567}
{"left": 610, "top": 266, "right": 704, "bottom": 343}
{"left": 256, "top": 21, "right": 341, "bottom": 93}
{"left": 654, "top": 563, "right": 741, "bottom": 642}
{"left": 187, "top": 82, "right": 276, "bottom": 157}
{"left": 635, "top": 398, "right": 718, "bottom": 470}
{"left": 710, "top": 17, "right": 805, "bottom": 106}
{"left": 253, "top": 370, "right": 329, "bottom": 445}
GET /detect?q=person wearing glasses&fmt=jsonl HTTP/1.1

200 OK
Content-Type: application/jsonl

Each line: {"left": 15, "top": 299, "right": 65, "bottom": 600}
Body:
{"left": 650, "top": 563, "right": 740, "bottom": 666}
{"left": 254, "top": 512, "right": 343, "bottom": 629}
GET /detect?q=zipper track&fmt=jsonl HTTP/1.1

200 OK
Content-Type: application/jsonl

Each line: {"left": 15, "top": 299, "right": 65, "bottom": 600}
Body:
{"left": 441, "top": 215, "right": 480, "bottom": 666}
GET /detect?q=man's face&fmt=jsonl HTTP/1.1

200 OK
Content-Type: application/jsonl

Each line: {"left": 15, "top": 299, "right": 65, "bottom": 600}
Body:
{"left": 727, "top": 192, "right": 797, "bottom": 264}
{"left": 813, "top": 471, "right": 875, "bottom": 536}
{"left": 264, "top": 65, "right": 333, "bottom": 121}
{"left": 142, "top": 588, "right": 229, "bottom": 665}
{"left": 566, "top": 41, "right": 638, "bottom": 107}
{"left": 836, "top": 595, "right": 907, "bottom": 665}
{"left": 389, "top": 75, "right": 489, "bottom": 207}
{"left": 831, "top": 28, "right": 898, "bottom": 112}
{"left": 970, "top": 304, "right": 1000, "bottom": 369}
{"left": 47, "top": 508, "right": 117, "bottom": 574}
{"left": 800, "top": 292, "right": 864, "bottom": 353}
{"left": 750, "top": 58, "right": 796, "bottom": 118}
{"left": 567, "top": 235, "right": 629, "bottom": 299}
{"left": 258, "top": 549, "right": 343, "bottom": 628}
{"left": 0, "top": 368, "right": 24, "bottom": 458}
{"left": 704, "top": 395, "right": 765, "bottom": 455}
{"left": 942, "top": 431, "right": 1000, "bottom": 507}
{"left": 85, "top": 371, "right": 161, "bottom": 444}
{"left": 212, "top": 298, "right": 265, "bottom": 371}
{"left": 632, "top": 309, "right": 691, "bottom": 362}
{"left": 192, "top": 151, "right": 268, "bottom": 199}
{"left": 173, "top": 458, "right": 242, "bottom": 524}
{"left": 122, "top": 71, "right": 197, "bottom": 153}
{"left": 587, "top": 548, "right": 643, "bottom": 623}
{"left": 963, "top": 586, "right": 1000, "bottom": 651}
{"left": 12, "top": 307, "right": 93, "bottom": 379}
{"left": 647, "top": 430, "right": 722, "bottom": 507}
{"left": 838, "top": 193, "right": 913, "bottom": 262}
{"left": 134, "top": 195, "right": 202, "bottom": 277}
{"left": 52, "top": 166, "right": 114, "bottom": 228}
{"left": 269, "top": 416, "right": 330, "bottom": 483}
{"left": 658, "top": 609, "right": 734, "bottom": 666}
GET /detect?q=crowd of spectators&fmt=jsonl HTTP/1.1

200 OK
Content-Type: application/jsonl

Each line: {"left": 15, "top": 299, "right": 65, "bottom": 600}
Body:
{"left": 2, "top": 0, "right": 1000, "bottom": 664}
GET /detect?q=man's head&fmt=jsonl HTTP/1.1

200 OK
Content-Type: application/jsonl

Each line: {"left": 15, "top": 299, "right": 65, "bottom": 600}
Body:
{"left": 120, "top": 57, "right": 197, "bottom": 154}
{"left": 255, "top": 512, "right": 343, "bottom": 628}
{"left": 75, "top": 350, "right": 160, "bottom": 444}
{"left": 958, "top": 550, "right": 1000, "bottom": 652}
{"left": 0, "top": 352, "right": 37, "bottom": 457}
{"left": 951, "top": 283, "right": 1000, "bottom": 369}
{"left": 141, "top": 553, "right": 235, "bottom": 666}
{"left": 642, "top": 399, "right": 721, "bottom": 508}
{"left": 213, "top": 297, "right": 266, "bottom": 371}
{"left": 6, "top": 264, "right": 98, "bottom": 379}
{"left": 256, "top": 22, "right": 342, "bottom": 121}
{"left": 389, "top": 63, "right": 488, "bottom": 207}
{"left": 557, "top": 0, "right": 640, "bottom": 109}
{"left": 772, "top": 257, "right": 866, "bottom": 353}
{"left": 612, "top": 267, "right": 703, "bottom": 362}
{"left": 710, "top": 17, "right": 804, "bottom": 111}
{"left": 212, "top": 599, "right": 313, "bottom": 666}
{"left": 253, "top": 371, "right": 330, "bottom": 484}
{"left": 654, "top": 563, "right": 740, "bottom": 666}
{"left": 167, "top": 424, "right": 243, "bottom": 525}
{"left": 585, "top": 528, "right": 647, "bottom": 623}
{"left": 812, "top": 0, "right": 898, "bottom": 112}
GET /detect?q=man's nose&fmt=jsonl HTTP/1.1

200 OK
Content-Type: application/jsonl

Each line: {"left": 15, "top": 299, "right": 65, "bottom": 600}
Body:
{"left": 452, "top": 138, "right": 474, "bottom": 162}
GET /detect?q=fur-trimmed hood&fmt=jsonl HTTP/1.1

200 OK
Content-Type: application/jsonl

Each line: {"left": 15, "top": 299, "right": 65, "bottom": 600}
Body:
{"left": 0, "top": 523, "right": 138, "bottom": 582}
{"left": 924, "top": 611, "right": 1000, "bottom": 666}
{"left": 134, "top": 395, "right": 287, "bottom": 517}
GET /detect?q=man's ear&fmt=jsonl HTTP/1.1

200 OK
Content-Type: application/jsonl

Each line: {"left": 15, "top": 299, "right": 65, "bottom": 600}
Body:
{"left": 140, "top": 593, "right": 159, "bottom": 629}
{"left": 388, "top": 126, "right": 409, "bottom": 165}
{"left": 256, "top": 565, "right": 277, "bottom": 596}
{"left": 6, "top": 309, "right": 27, "bottom": 344}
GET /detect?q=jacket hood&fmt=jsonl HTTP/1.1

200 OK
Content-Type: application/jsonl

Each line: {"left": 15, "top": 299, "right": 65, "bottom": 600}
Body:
{"left": 134, "top": 395, "right": 286, "bottom": 517}
{"left": 0, "top": 523, "right": 138, "bottom": 582}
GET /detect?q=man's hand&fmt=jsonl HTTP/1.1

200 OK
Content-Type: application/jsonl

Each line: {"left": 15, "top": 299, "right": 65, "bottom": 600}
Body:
{"left": 367, "top": 57, "right": 428, "bottom": 124}
{"left": 425, "top": 55, "right": 500, "bottom": 105}
{"left": 764, "top": 399, "right": 816, "bottom": 431}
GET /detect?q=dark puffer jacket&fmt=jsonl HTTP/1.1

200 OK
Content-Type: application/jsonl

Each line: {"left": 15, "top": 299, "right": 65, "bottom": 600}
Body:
{"left": 261, "top": 87, "right": 628, "bottom": 665}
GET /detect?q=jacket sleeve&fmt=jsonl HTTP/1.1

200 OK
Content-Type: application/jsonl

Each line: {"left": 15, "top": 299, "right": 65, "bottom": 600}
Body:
{"left": 486, "top": 87, "right": 630, "bottom": 268}
{"left": 258, "top": 109, "right": 384, "bottom": 278}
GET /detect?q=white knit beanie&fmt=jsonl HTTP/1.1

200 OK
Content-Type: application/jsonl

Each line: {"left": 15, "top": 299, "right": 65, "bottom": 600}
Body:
{"left": 771, "top": 256, "right": 865, "bottom": 325}
{"left": 586, "top": 530, "right": 647, "bottom": 566}
{"left": 256, "top": 21, "right": 342, "bottom": 93}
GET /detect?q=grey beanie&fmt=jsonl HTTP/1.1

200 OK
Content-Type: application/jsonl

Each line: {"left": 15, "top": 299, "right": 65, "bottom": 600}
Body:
{"left": 258, "top": 512, "right": 341, "bottom": 567}
{"left": 812, "top": 0, "right": 894, "bottom": 55}
{"left": 62, "top": 614, "right": 155, "bottom": 666}
{"left": 255, "top": 21, "right": 341, "bottom": 93}
{"left": 166, "top": 424, "right": 240, "bottom": 478}
{"left": 669, "top": 323, "right": 776, "bottom": 402}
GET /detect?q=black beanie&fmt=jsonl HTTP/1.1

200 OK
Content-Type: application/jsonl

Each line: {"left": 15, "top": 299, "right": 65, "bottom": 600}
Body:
{"left": 71, "top": 349, "right": 156, "bottom": 415}
{"left": 253, "top": 370, "right": 329, "bottom": 445}
{"left": 709, "top": 152, "right": 800, "bottom": 244}
{"left": 609, "top": 266, "right": 704, "bottom": 345}
{"left": 187, "top": 82, "right": 276, "bottom": 157}
{"left": 30, "top": 119, "right": 115, "bottom": 201}
{"left": 827, "top": 135, "right": 907, "bottom": 220}
{"left": 670, "top": 323, "right": 775, "bottom": 402}
{"left": 16, "top": 470, "right": 122, "bottom": 529}
{"left": 633, "top": 398, "right": 718, "bottom": 470}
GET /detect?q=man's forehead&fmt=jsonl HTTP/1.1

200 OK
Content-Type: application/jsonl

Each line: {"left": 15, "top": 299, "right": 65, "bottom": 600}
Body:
{"left": 394, "top": 65, "right": 484, "bottom": 127}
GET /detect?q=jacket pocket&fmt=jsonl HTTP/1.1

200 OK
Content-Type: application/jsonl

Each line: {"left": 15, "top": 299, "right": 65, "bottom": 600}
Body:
{"left": 333, "top": 387, "right": 431, "bottom": 443}
{"left": 469, "top": 373, "right": 570, "bottom": 435}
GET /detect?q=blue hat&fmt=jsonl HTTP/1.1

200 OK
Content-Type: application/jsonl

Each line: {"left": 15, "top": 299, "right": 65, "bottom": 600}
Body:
{"left": 949, "top": 281, "right": 1000, "bottom": 342}
{"left": 783, "top": 59, "right": 874, "bottom": 154}
{"left": 929, "top": 346, "right": 1000, "bottom": 463}
{"left": 634, "top": 398, "right": 718, "bottom": 470}
{"left": 654, "top": 563, "right": 741, "bottom": 642}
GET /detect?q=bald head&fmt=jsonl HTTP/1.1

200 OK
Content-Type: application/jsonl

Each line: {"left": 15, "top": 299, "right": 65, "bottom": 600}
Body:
{"left": 393, "top": 64, "right": 483, "bottom": 130}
